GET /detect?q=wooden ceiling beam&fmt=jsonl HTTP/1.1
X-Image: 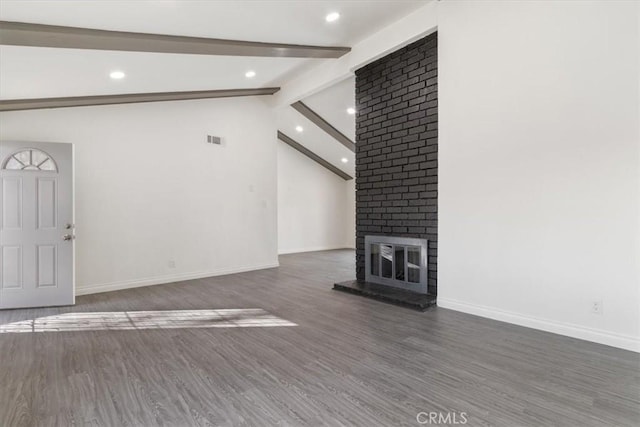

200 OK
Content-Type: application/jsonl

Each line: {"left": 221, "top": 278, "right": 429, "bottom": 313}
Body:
{"left": 0, "top": 88, "right": 280, "bottom": 111}
{"left": 277, "top": 131, "right": 353, "bottom": 181}
{"left": 291, "top": 101, "right": 355, "bottom": 152}
{"left": 0, "top": 21, "right": 351, "bottom": 58}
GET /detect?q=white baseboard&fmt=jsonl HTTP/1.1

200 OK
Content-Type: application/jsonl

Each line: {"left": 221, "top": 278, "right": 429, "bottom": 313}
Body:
{"left": 76, "top": 262, "right": 280, "bottom": 296}
{"left": 437, "top": 297, "right": 640, "bottom": 353}
{"left": 278, "top": 245, "right": 353, "bottom": 255}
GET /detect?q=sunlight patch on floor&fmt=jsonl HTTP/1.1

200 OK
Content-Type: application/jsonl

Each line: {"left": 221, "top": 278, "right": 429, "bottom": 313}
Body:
{"left": 0, "top": 308, "right": 297, "bottom": 333}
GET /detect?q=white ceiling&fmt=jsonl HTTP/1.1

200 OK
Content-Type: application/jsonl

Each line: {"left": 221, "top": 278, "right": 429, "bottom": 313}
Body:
{"left": 277, "top": 106, "right": 355, "bottom": 178}
{"left": 302, "top": 76, "right": 356, "bottom": 142}
{"left": 0, "top": 0, "right": 428, "bottom": 176}
{"left": 0, "top": 1, "right": 427, "bottom": 46}
{"left": 276, "top": 75, "right": 356, "bottom": 178}
{"left": 0, "top": 1, "right": 427, "bottom": 99}
{"left": 0, "top": 46, "right": 311, "bottom": 99}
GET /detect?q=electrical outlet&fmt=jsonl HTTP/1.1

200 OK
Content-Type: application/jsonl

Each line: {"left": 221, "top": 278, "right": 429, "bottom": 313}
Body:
{"left": 591, "top": 300, "right": 603, "bottom": 315}
{"left": 167, "top": 260, "right": 176, "bottom": 269}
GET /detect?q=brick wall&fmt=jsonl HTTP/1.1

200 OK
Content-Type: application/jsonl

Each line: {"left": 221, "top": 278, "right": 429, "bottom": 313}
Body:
{"left": 355, "top": 33, "right": 438, "bottom": 295}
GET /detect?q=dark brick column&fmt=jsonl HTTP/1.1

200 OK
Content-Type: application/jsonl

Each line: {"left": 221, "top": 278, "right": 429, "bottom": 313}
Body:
{"left": 355, "top": 33, "right": 438, "bottom": 295}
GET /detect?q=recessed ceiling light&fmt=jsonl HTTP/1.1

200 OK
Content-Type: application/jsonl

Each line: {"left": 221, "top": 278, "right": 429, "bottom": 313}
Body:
{"left": 109, "top": 71, "right": 125, "bottom": 80}
{"left": 325, "top": 12, "right": 340, "bottom": 22}
{"left": 245, "top": 70, "right": 256, "bottom": 78}
{"left": 346, "top": 107, "right": 356, "bottom": 115}
{"left": 341, "top": 157, "right": 348, "bottom": 163}
{"left": 295, "top": 126, "right": 304, "bottom": 132}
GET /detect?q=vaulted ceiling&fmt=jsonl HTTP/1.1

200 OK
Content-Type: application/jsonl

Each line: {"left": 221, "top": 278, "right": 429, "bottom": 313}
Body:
{"left": 278, "top": 76, "right": 357, "bottom": 178}
{"left": 0, "top": 0, "right": 429, "bottom": 178}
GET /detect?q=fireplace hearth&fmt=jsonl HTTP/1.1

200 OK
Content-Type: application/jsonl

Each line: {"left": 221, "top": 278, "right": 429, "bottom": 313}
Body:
{"left": 334, "top": 235, "right": 435, "bottom": 310}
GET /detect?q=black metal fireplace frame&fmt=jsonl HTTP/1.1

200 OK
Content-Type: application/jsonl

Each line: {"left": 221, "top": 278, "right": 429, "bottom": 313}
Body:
{"left": 364, "top": 235, "right": 429, "bottom": 294}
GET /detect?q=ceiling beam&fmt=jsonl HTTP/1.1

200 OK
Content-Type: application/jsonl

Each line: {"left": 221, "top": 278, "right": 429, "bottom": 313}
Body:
{"left": 291, "top": 101, "right": 355, "bottom": 152}
{"left": 0, "top": 88, "right": 280, "bottom": 112}
{"left": 0, "top": 21, "right": 351, "bottom": 59}
{"left": 277, "top": 131, "right": 352, "bottom": 181}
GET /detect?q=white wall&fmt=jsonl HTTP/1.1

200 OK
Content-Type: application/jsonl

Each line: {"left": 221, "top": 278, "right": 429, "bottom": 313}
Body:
{"left": 345, "top": 179, "right": 356, "bottom": 249}
{"left": 277, "top": 142, "right": 355, "bottom": 254}
{"left": 0, "top": 97, "right": 279, "bottom": 294}
{"left": 437, "top": 0, "right": 640, "bottom": 351}
{"left": 276, "top": 0, "right": 639, "bottom": 351}
{"left": 1, "top": 0, "right": 637, "bottom": 351}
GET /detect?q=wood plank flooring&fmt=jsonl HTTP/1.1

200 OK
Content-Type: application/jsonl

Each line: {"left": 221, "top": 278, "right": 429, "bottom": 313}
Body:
{"left": 1, "top": 249, "right": 638, "bottom": 426}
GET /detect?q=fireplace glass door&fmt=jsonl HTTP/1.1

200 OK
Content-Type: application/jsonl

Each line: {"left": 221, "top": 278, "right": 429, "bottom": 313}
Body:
{"left": 370, "top": 244, "right": 419, "bottom": 283}
{"left": 365, "top": 236, "right": 429, "bottom": 293}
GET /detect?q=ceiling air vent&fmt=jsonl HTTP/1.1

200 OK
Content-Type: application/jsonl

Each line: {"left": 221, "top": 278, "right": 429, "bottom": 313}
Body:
{"left": 207, "top": 135, "right": 221, "bottom": 145}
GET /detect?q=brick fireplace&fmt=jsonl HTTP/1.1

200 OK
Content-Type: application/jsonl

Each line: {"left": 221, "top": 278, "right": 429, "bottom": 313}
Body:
{"left": 334, "top": 32, "right": 438, "bottom": 309}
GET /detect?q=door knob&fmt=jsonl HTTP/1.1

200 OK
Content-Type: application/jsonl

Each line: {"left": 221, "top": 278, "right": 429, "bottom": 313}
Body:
{"left": 62, "top": 234, "right": 74, "bottom": 241}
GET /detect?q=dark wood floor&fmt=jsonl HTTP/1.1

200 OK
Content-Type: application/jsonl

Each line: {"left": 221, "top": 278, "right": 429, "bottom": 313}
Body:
{"left": 1, "top": 249, "right": 638, "bottom": 426}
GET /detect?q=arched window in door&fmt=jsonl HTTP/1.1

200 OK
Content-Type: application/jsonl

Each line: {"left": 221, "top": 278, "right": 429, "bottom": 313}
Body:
{"left": 1, "top": 148, "right": 58, "bottom": 172}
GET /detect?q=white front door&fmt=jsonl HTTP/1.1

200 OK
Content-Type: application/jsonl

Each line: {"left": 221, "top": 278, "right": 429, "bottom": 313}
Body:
{"left": 0, "top": 141, "right": 74, "bottom": 309}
